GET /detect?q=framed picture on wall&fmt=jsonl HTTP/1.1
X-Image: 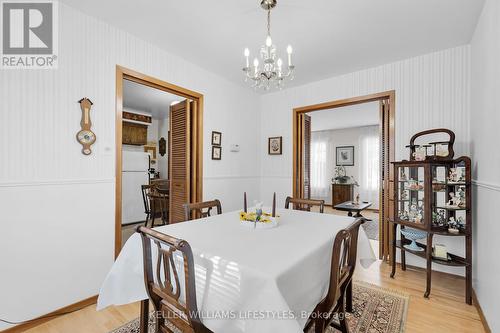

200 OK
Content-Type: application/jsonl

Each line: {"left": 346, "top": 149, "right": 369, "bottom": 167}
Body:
{"left": 336, "top": 146, "right": 354, "bottom": 166}
{"left": 268, "top": 136, "right": 282, "bottom": 155}
{"left": 212, "top": 131, "right": 222, "bottom": 146}
{"left": 212, "top": 146, "right": 222, "bottom": 160}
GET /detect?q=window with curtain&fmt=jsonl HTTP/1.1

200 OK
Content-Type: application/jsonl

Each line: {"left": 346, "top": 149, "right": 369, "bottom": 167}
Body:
{"left": 358, "top": 126, "right": 380, "bottom": 208}
{"left": 311, "top": 131, "right": 333, "bottom": 199}
{"left": 311, "top": 140, "right": 327, "bottom": 198}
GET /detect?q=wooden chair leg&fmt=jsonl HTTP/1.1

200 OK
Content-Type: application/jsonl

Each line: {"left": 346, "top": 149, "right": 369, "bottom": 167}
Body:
{"left": 338, "top": 297, "right": 349, "bottom": 333}
{"left": 150, "top": 201, "right": 156, "bottom": 227}
{"left": 345, "top": 281, "right": 353, "bottom": 312}
{"left": 139, "top": 299, "right": 149, "bottom": 333}
{"left": 314, "top": 317, "right": 325, "bottom": 333}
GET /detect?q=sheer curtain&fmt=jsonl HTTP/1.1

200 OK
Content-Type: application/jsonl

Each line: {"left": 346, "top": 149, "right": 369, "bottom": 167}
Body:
{"left": 358, "top": 126, "right": 380, "bottom": 208}
{"left": 311, "top": 131, "right": 334, "bottom": 199}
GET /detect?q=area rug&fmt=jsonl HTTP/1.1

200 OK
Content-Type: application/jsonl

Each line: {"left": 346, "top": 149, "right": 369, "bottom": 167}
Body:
{"left": 109, "top": 281, "right": 408, "bottom": 333}
{"left": 362, "top": 216, "right": 379, "bottom": 241}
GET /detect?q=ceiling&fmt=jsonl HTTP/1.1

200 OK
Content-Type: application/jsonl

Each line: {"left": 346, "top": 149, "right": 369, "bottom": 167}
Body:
{"left": 61, "top": 0, "right": 484, "bottom": 91}
{"left": 123, "top": 79, "right": 181, "bottom": 119}
{"left": 309, "top": 101, "right": 379, "bottom": 131}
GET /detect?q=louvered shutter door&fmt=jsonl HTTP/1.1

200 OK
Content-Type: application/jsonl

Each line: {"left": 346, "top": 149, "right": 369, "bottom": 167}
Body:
{"left": 302, "top": 114, "right": 311, "bottom": 199}
{"left": 169, "top": 100, "right": 191, "bottom": 223}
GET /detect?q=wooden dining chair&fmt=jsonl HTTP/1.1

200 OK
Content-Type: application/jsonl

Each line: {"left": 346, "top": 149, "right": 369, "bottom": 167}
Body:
{"left": 136, "top": 226, "right": 212, "bottom": 333}
{"left": 285, "top": 196, "right": 325, "bottom": 213}
{"left": 184, "top": 200, "right": 222, "bottom": 221}
{"left": 304, "top": 218, "right": 365, "bottom": 333}
{"left": 141, "top": 184, "right": 155, "bottom": 225}
{"left": 147, "top": 191, "right": 169, "bottom": 227}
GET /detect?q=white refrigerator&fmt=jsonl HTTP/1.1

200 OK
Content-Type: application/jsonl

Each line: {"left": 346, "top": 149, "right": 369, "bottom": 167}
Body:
{"left": 122, "top": 151, "right": 150, "bottom": 225}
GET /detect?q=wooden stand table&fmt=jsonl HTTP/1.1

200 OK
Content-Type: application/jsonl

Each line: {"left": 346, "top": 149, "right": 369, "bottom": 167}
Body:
{"left": 334, "top": 201, "right": 372, "bottom": 217}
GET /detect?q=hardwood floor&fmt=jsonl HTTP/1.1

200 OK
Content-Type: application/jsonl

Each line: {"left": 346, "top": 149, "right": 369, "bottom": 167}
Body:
{"left": 18, "top": 260, "right": 485, "bottom": 333}
{"left": 356, "top": 262, "right": 485, "bottom": 333}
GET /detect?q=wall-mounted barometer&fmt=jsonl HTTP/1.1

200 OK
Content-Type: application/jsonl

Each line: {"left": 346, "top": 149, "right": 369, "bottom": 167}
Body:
{"left": 76, "top": 98, "right": 96, "bottom": 155}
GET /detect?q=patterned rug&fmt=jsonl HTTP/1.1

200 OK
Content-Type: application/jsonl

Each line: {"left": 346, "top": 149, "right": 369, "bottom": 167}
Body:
{"left": 110, "top": 281, "right": 408, "bottom": 333}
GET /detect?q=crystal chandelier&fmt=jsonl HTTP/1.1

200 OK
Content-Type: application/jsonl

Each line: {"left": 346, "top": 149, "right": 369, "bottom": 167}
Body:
{"left": 242, "top": 0, "right": 295, "bottom": 90}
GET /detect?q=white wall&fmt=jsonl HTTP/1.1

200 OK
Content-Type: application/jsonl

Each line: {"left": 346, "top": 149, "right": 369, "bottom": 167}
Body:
{"left": 0, "top": 3, "right": 260, "bottom": 330}
{"left": 157, "top": 117, "right": 169, "bottom": 178}
{"left": 259, "top": 46, "right": 471, "bottom": 275}
{"left": 470, "top": 0, "right": 500, "bottom": 331}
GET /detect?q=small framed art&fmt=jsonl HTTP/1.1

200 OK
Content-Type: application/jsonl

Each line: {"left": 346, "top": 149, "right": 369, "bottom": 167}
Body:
{"left": 268, "top": 136, "right": 282, "bottom": 155}
{"left": 212, "top": 131, "right": 222, "bottom": 146}
{"left": 336, "top": 146, "right": 354, "bottom": 166}
{"left": 212, "top": 146, "right": 222, "bottom": 160}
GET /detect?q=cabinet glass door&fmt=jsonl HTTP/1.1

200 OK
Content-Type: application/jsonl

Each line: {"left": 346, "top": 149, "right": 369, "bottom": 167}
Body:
{"left": 432, "top": 163, "right": 467, "bottom": 232}
{"left": 397, "top": 166, "right": 425, "bottom": 225}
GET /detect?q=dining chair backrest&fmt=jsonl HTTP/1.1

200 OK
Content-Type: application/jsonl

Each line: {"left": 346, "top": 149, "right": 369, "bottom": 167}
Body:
{"left": 184, "top": 200, "right": 222, "bottom": 221}
{"left": 141, "top": 184, "right": 155, "bottom": 215}
{"left": 284, "top": 196, "right": 325, "bottom": 213}
{"left": 151, "top": 179, "right": 170, "bottom": 192}
{"left": 150, "top": 178, "right": 169, "bottom": 186}
{"left": 137, "top": 226, "right": 211, "bottom": 333}
{"left": 321, "top": 218, "right": 364, "bottom": 315}
{"left": 147, "top": 190, "right": 169, "bottom": 226}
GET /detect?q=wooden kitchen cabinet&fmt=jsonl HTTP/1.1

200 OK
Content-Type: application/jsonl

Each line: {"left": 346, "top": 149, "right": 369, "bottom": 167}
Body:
{"left": 122, "top": 121, "right": 147, "bottom": 146}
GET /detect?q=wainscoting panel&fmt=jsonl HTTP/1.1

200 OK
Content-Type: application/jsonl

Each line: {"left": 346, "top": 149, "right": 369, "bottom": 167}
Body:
{"left": 0, "top": 182, "right": 115, "bottom": 330}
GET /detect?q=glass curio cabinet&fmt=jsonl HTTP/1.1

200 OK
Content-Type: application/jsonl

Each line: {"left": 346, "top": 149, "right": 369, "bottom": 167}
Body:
{"left": 390, "top": 129, "right": 472, "bottom": 304}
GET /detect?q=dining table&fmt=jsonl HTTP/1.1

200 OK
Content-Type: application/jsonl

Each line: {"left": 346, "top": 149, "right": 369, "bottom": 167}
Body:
{"left": 97, "top": 208, "right": 375, "bottom": 333}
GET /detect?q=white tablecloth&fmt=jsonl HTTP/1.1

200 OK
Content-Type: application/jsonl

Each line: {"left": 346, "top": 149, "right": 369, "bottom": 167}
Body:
{"left": 97, "top": 208, "right": 375, "bottom": 333}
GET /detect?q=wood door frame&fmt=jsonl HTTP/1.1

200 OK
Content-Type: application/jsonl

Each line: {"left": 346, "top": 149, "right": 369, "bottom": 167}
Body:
{"left": 292, "top": 90, "right": 395, "bottom": 259}
{"left": 115, "top": 65, "right": 204, "bottom": 258}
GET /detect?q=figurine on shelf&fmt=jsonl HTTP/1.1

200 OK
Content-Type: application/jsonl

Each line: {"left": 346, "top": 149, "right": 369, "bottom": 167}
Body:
{"left": 457, "top": 216, "right": 466, "bottom": 231}
{"left": 457, "top": 187, "right": 466, "bottom": 207}
{"left": 433, "top": 210, "right": 447, "bottom": 227}
{"left": 436, "top": 143, "right": 449, "bottom": 157}
{"left": 413, "top": 147, "right": 426, "bottom": 161}
{"left": 415, "top": 202, "right": 424, "bottom": 223}
{"left": 400, "top": 169, "right": 407, "bottom": 181}
{"left": 457, "top": 167, "right": 466, "bottom": 182}
{"left": 448, "top": 168, "right": 460, "bottom": 183}
{"left": 448, "top": 217, "right": 460, "bottom": 234}
{"left": 447, "top": 192, "right": 463, "bottom": 207}
{"left": 409, "top": 199, "right": 419, "bottom": 222}
{"left": 400, "top": 190, "right": 408, "bottom": 200}
{"left": 399, "top": 210, "right": 409, "bottom": 221}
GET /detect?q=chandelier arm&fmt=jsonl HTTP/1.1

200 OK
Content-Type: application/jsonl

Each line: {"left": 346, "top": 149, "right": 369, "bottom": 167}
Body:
{"left": 267, "top": 7, "right": 271, "bottom": 36}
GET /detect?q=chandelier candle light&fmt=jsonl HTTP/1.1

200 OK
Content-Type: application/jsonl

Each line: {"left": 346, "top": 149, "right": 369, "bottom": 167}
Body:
{"left": 242, "top": 0, "right": 295, "bottom": 90}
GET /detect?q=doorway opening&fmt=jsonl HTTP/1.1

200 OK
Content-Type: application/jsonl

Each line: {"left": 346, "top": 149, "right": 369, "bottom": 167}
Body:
{"left": 115, "top": 66, "right": 203, "bottom": 257}
{"left": 293, "top": 91, "right": 395, "bottom": 260}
